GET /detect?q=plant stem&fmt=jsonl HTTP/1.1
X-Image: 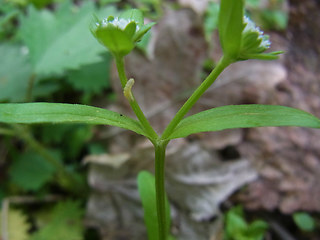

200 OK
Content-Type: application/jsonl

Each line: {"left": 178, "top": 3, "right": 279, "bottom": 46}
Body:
{"left": 115, "top": 57, "right": 128, "bottom": 89}
{"left": 154, "top": 141, "right": 168, "bottom": 240}
{"left": 161, "top": 56, "right": 232, "bottom": 140}
{"left": 115, "top": 57, "right": 158, "bottom": 141}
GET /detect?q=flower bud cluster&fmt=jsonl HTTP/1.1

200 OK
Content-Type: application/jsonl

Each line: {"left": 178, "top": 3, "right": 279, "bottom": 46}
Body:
{"left": 91, "top": 9, "right": 154, "bottom": 58}
{"left": 97, "top": 16, "right": 139, "bottom": 31}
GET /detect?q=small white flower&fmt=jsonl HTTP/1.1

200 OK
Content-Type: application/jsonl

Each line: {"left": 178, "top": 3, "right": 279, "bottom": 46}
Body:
{"left": 98, "top": 17, "right": 140, "bottom": 31}
{"left": 243, "top": 16, "right": 271, "bottom": 49}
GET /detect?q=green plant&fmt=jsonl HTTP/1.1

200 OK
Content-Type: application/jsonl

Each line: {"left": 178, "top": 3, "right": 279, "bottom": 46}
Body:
{"left": 293, "top": 212, "right": 316, "bottom": 232}
{"left": 0, "top": 0, "right": 320, "bottom": 239}
{"left": 224, "top": 205, "right": 268, "bottom": 240}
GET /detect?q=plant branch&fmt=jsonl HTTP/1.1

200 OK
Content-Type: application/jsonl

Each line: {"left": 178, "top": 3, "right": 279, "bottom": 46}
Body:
{"left": 115, "top": 57, "right": 158, "bottom": 141}
{"left": 161, "top": 56, "right": 232, "bottom": 140}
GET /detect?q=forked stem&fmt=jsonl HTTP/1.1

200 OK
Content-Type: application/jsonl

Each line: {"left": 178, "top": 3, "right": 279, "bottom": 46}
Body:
{"left": 116, "top": 55, "right": 232, "bottom": 240}
{"left": 115, "top": 57, "right": 158, "bottom": 141}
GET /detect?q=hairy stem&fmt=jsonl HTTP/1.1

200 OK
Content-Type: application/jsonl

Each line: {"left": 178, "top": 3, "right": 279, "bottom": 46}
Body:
{"left": 115, "top": 57, "right": 158, "bottom": 141}
{"left": 161, "top": 56, "right": 232, "bottom": 140}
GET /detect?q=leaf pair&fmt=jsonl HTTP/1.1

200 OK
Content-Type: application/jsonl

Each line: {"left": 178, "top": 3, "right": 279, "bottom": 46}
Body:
{"left": 1, "top": 103, "right": 319, "bottom": 141}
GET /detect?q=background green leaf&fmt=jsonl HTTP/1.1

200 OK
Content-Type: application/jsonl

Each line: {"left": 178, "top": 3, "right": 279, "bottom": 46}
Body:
{"left": 19, "top": 1, "right": 115, "bottom": 76}
{"left": 120, "top": 9, "right": 144, "bottom": 26}
{"left": 225, "top": 206, "right": 268, "bottom": 240}
{"left": 0, "top": 44, "right": 32, "bottom": 102}
{"left": 137, "top": 171, "right": 171, "bottom": 240}
{"left": 0, "top": 209, "right": 30, "bottom": 240}
{"left": 0, "top": 102, "right": 148, "bottom": 137}
{"left": 30, "top": 200, "right": 83, "bottom": 240}
{"left": 293, "top": 212, "right": 316, "bottom": 232}
{"left": 204, "top": 2, "right": 219, "bottom": 41}
{"left": 168, "top": 105, "right": 320, "bottom": 139}
{"left": 66, "top": 53, "right": 112, "bottom": 95}
{"left": 9, "top": 151, "right": 56, "bottom": 191}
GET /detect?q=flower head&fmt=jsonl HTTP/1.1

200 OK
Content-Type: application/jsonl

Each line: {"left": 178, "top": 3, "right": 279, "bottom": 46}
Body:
{"left": 217, "top": 0, "right": 282, "bottom": 62}
{"left": 238, "top": 16, "right": 281, "bottom": 60}
{"left": 98, "top": 16, "right": 139, "bottom": 31}
{"left": 91, "top": 9, "right": 155, "bottom": 57}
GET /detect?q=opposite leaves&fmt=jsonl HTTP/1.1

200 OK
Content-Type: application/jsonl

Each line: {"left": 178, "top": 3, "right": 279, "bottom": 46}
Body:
{"left": 0, "top": 103, "right": 149, "bottom": 138}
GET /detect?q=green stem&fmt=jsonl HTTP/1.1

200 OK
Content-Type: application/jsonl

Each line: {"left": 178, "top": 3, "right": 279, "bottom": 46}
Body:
{"left": 161, "top": 56, "right": 232, "bottom": 140}
{"left": 154, "top": 141, "right": 168, "bottom": 240}
{"left": 115, "top": 57, "right": 128, "bottom": 89}
{"left": 115, "top": 57, "right": 158, "bottom": 141}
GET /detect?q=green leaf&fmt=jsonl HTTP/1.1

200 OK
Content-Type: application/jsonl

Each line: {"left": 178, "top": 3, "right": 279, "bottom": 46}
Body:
{"left": 137, "top": 171, "right": 171, "bottom": 240}
{"left": 293, "top": 212, "right": 316, "bottom": 232}
{"left": 244, "top": 51, "right": 283, "bottom": 60}
{"left": 0, "top": 209, "right": 30, "bottom": 240}
{"left": 261, "top": 10, "right": 288, "bottom": 30}
{"left": 66, "top": 53, "right": 112, "bottom": 94}
{"left": 246, "top": 220, "right": 268, "bottom": 239}
{"left": 30, "top": 200, "right": 83, "bottom": 240}
{"left": 9, "top": 151, "right": 56, "bottom": 191}
{"left": 246, "top": 0, "right": 260, "bottom": 8}
{"left": 168, "top": 105, "right": 320, "bottom": 139}
{"left": 224, "top": 206, "right": 268, "bottom": 240}
{"left": 218, "top": 0, "right": 244, "bottom": 60}
{"left": 120, "top": 9, "right": 144, "bottom": 26}
{"left": 0, "top": 102, "right": 148, "bottom": 137}
{"left": 100, "top": 0, "right": 121, "bottom": 4}
{"left": 0, "top": 44, "right": 32, "bottom": 102}
{"left": 136, "top": 30, "right": 152, "bottom": 54}
{"left": 19, "top": 1, "right": 116, "bottom": 75}
{"left": 225, "top": 206, "right": 248, "bottom": 239}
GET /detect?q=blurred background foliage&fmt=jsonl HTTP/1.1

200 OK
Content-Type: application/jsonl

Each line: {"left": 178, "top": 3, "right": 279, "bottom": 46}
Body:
{"left": 0, "top": 0, "right": 318, "bottom": 239}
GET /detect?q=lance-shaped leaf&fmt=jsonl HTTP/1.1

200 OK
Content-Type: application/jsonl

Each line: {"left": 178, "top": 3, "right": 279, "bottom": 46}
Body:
{"left": 0, "top": 103, "right": 148, "bottom": 137}
{"left": 167, "top": 105, "right": 320, "bottom": 139}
